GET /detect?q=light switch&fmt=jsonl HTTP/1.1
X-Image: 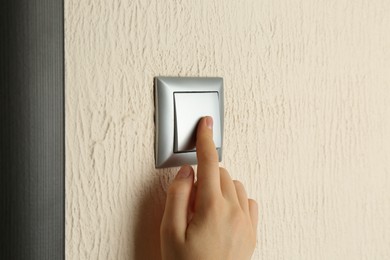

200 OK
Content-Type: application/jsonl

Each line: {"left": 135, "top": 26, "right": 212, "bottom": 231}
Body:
{"left": 155, "top": 77, "right": 224, "bottom": 168}
{"left": 174, "top": 92, "right": 221, "bottom": 152}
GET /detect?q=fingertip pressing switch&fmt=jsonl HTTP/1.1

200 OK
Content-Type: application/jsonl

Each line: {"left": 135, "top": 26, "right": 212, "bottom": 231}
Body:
{"left": 155, "top": 77, "right": 224, "bottom": 168}
{"left": 174, "top": 92, "right": 221, "bottom": 153}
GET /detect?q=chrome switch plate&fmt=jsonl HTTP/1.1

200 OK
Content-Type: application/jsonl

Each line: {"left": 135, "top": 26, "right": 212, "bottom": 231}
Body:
{"left": 155, "top": 77, "right": 224, "bottom": 168}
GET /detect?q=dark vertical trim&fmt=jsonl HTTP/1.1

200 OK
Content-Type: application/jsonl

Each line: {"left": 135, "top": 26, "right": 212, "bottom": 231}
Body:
{"left": 0, "top": 0, "right": 64, "bottom": 259}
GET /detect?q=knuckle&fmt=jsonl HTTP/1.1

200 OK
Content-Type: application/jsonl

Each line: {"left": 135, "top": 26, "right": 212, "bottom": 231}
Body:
{"left": 219, "top": 167, "right": 229, "bottom": 175}
{"left": 229, "top": 208, "right": 246, "bottom": 229}
{"left": 196, "top": 137, "right": 218, "bottom": 161}
{"left": 167, "top": 183, "right": 187, "bottom": 197}
{"left": 208, "top": 197, "right": 221, "bottom": 211}
{"left": 197, "top": 133, "right": 214, "bottom": 144}
{"left": 204, "top": 197, "right": 223, "bottom": 216}
{"left": 167, "top": 183, "right": 179, "bottom": 195}
{"left": 249, "top": 198, "right": 258, "bottom": 208}
{"left": 160, "top": 222, "right": 181, "bottom": 242}
{"left": 233, "top": 180, "right": 244, "bottom": 189}
{"left": 197, "top": 151, "right": 218, "bottom": 164}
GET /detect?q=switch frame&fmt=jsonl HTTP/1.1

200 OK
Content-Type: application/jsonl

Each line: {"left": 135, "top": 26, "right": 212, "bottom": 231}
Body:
{"left": 154, "top": 77, "right": 224, "bottom": 168}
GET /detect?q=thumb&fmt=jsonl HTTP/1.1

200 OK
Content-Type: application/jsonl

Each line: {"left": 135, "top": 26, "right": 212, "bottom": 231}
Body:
{"left": 161, "top": 165, "right": 194, "bottom": 242}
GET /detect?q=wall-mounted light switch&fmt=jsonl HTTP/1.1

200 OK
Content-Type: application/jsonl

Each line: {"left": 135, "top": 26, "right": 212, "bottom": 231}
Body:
{"left": 155, "top": 77, "right": 224, "bottom": 168}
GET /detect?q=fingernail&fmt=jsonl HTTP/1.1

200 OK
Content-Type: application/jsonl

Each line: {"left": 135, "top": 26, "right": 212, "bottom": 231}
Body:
{"left": 176, "top": 165, "right": 191, "bottom": 179}
{"left": 206, "top": 116, "right": 213, "bottom": 129}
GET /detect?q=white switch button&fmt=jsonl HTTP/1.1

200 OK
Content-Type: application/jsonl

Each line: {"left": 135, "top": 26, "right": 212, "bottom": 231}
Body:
{"left": 174, "top": 92, "right": 221, "bottom": 152}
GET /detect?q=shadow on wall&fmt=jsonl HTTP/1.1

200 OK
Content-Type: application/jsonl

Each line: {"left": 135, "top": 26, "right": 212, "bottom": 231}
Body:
{"left": 133, "top": 170, "right": 173, "bottom": 260}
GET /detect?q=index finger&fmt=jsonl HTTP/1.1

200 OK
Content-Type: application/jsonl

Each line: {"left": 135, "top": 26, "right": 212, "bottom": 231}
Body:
{"left": 196, "top": 116, "right": 221, "bottom": 200}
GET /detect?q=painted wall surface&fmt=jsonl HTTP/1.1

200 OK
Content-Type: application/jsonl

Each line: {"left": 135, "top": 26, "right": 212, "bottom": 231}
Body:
{"left": 65, "top": 0, "right": 390, "bottom": 259}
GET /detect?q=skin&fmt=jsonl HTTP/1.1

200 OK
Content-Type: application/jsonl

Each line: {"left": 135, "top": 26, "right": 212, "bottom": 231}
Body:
{"left": 160, "top": 116, "right": 258, "bottom": 260}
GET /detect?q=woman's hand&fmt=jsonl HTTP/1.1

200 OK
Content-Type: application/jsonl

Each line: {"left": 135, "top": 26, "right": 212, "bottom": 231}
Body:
{"left": 160, "top": 116, "right": 258, "bottom": 260}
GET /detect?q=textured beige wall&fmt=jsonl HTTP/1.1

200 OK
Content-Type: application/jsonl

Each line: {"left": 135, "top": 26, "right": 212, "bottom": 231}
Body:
{"left": 65, "top": 0, "right": 390, "bottom": 259}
